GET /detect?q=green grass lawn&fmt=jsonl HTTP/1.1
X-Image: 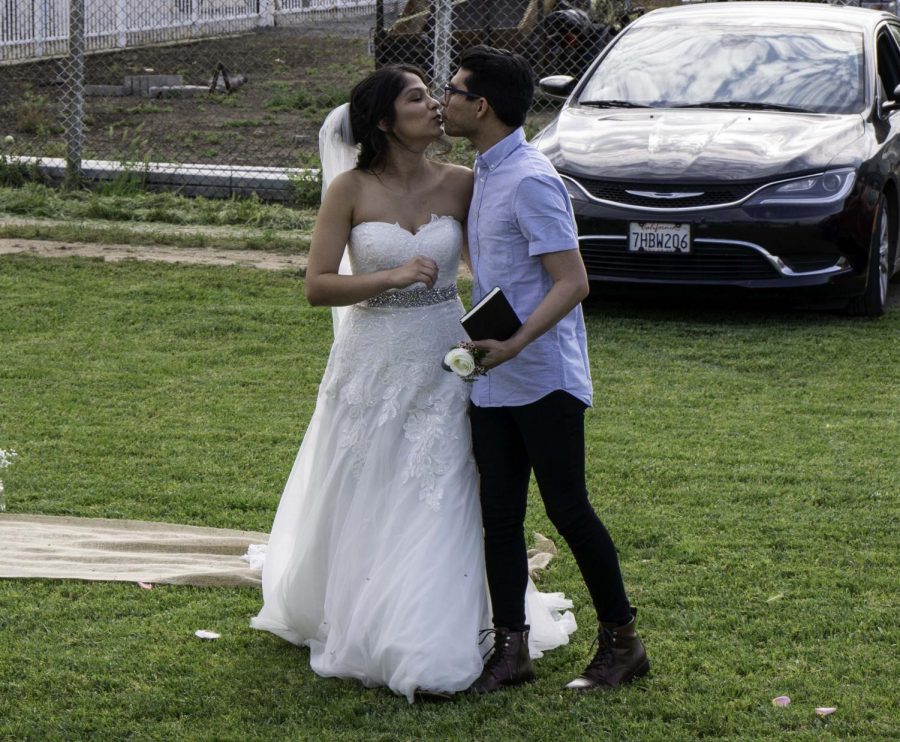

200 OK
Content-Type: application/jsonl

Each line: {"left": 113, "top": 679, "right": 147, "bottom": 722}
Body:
{"left": 0, "top": 183, "right": 317, "bottom": 252}
{"left": 1, "top": 255, "right": 897, "bottom": 740}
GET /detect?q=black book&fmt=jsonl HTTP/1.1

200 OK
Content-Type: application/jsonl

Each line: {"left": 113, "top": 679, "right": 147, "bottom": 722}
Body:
{"left": 460, "top": 287, "right": 522, "bottom": 341}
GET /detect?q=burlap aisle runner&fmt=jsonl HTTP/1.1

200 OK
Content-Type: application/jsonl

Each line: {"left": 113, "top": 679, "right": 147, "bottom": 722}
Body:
{"left": 0, "top": 514, "right": 268, "bottom": 587}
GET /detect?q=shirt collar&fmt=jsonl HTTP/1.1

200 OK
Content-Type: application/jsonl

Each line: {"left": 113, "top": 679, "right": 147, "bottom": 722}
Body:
{"left": 475, "top": 128, "right": 526, "bottom": 172}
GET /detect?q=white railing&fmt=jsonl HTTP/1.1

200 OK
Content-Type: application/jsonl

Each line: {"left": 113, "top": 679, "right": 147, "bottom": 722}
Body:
{"left": 0, "top": 0, "right": 378, "bottom": 63}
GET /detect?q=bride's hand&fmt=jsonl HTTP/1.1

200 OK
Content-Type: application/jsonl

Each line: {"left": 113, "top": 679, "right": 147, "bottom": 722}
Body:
{"left": 390, "top": 255, "right": 438, "bottom": 289}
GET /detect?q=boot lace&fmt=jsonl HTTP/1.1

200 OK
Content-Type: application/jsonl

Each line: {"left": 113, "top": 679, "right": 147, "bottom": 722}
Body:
{"left": 477, "top": 628, "right": 502, "bottom": 665}
{"left": 585, "top": 626, "right": 615, "bottom": 672}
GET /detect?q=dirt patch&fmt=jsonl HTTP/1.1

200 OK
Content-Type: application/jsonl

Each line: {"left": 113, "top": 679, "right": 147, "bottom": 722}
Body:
{"left": 0, "top": 237, "right": 308, "bottom": 271}
{"left": 0, "top": 235, "right": 474, "bottom": 279}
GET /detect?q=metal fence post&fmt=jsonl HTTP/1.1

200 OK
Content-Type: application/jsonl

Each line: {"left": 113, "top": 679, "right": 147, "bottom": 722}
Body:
{"left": 64, "top": 0, "right": 86, "bottom": 185}
{"left": 116, "top": 0, "right": 128, "bottom": 47}
{"left": 259, "top": 0, "right": 275, "bottom": 28}
{"left": 432, "top": 0, "right": 451, "bottom": 90}
{"left": 34, "top": 0, "right": 48, "bottom": 58}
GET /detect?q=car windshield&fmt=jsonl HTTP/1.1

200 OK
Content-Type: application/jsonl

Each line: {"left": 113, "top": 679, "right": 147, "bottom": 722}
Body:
{"left": 577, "top": 23, "right": 865, "bottom": 114}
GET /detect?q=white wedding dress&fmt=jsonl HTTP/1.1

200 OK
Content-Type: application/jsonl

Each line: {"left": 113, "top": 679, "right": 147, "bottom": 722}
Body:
{"left": 251, "top": 215, "right": 575, "bottom": 702}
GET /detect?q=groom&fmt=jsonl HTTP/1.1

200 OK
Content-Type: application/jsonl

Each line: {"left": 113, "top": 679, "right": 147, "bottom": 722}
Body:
{"left": 440, "top": 46, "right": 649, "bottom": 693}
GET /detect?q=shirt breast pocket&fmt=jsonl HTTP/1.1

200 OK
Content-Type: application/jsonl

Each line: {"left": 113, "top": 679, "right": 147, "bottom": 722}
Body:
{"left": 479, "top": 216, "right": 517, "bottom": 271}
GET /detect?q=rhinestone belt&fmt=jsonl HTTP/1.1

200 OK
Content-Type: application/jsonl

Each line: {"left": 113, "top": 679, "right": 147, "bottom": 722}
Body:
{"left": 363, "top": 285, "right": 458, "bottom": 309}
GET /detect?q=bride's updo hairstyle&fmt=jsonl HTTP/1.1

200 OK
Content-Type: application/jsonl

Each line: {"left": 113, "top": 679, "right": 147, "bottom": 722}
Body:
{"left": 350, "top": 63, "right": 428, "bottom": 173}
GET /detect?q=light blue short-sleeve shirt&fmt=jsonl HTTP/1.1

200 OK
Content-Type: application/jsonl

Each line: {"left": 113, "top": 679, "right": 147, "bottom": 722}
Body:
{"left": 467, "top": 128, "right": 592, "bottom": 408}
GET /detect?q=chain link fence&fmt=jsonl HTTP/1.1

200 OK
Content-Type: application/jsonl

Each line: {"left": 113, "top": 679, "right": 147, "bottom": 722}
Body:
{"left": 1, "top": 0, "right": 663, "bottom": 200}
{"left": 375, "top": 0, "right": 640, "bottom": 97}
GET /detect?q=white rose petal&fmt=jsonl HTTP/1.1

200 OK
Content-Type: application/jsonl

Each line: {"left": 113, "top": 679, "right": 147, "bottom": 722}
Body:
{"left": 772, "top": 695, "right": 791, "bottom": 707}
{"left": 194, "top": 629, "right": 221, "bottom": 640}
{"left": 815, "top": 707, "right": 836, "bottom": 717}
{"left": 444, "top": 347, "right": 475, "bottom": 377}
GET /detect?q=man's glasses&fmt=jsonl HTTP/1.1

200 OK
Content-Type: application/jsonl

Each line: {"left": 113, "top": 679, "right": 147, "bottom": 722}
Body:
{"left": 441, "top": 83, "right": 482, "bottom": 102}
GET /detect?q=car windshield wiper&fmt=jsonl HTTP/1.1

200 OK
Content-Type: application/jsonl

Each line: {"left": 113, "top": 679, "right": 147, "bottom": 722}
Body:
{"left": 579, "top": 100, "right": 649, "bottom": 109}
{"left": 673, "top": 100, "right": 814, "bottom": 113}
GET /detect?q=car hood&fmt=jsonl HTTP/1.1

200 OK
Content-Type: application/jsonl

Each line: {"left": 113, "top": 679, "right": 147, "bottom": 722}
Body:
{"left": 536, "top": 107, "right": 867, "bottom": 181}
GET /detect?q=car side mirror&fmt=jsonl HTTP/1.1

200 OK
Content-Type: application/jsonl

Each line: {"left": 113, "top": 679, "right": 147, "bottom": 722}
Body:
{"left": 880, "top": 83, "right": 900, "bottom": 113}
{"left": 539, "top": 75, "right": 577, "bottom": 100}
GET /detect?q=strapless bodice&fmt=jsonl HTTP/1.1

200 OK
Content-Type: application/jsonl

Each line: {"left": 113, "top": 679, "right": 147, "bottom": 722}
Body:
{"left": 349, "top": 215, "right": 462, "bottom": 290}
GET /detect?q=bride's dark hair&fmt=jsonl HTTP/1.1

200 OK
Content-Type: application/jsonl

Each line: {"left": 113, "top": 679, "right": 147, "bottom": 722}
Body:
{"left": 350, "top": 64, "right": 428, "bottom": 173}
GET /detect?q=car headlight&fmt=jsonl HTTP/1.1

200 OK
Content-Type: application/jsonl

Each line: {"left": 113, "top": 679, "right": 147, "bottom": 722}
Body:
{"left": 745, "top": 168, "right": 856, "bottom": 206}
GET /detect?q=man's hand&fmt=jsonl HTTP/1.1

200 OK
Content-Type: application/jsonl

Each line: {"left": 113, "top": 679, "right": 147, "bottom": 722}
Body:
{"left": 470, "top": 250, "right": 588, "bottom": 371}
{"left": 471, "top": 337, "right": 524, "bottom": 370}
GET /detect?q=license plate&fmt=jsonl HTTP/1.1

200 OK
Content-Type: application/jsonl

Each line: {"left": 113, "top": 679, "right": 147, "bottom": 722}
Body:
{"left": 628, "top": 222, "right": 691, "bottom": 253}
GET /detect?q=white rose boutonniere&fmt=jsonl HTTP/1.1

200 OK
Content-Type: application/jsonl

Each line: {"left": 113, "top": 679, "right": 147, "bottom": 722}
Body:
{"left": 441, "top": 342, "right": 487, "bottom": 382}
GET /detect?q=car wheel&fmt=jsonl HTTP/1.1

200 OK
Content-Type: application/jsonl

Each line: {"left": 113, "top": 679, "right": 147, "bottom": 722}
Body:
{"left": 848, "top": 195, "right": 891, "bottom": 317}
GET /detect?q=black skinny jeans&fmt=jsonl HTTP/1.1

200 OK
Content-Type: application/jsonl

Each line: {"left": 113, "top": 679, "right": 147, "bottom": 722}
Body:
{"left": 470, "top": 390, "right": 632, "bottom": 630}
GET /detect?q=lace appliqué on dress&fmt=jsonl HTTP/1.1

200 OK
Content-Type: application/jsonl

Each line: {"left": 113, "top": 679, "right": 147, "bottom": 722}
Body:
{"left": 401, "top": 394, "right": 458, "bottom": 512}
{"left": 327, "top": 336, "right": 461, "bottom": 510}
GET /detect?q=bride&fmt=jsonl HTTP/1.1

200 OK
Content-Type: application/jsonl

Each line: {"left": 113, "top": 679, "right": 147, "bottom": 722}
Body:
{"left": 251, "top": 64, "right": 574, "bottom": 702}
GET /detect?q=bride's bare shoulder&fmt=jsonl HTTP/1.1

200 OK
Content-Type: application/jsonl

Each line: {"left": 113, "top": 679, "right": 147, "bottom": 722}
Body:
{"left": 322, "top": 168, "right": 370, "bottom": 205}
{"left": 328, "top": 168, "right": 365, "bottom": 191}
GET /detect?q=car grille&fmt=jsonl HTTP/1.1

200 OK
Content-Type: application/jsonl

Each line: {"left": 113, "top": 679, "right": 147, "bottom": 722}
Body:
{"left": 569, "top": 177, "right": 761, "bottom": 209}
{"left": 580, "top": 241, "right": 780, "bottom": 281}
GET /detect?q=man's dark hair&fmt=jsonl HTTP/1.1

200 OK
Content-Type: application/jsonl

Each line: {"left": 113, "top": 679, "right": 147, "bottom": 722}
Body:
{"left": 349, "top": 63, "right": 427, "bottom": 172}
{"left": 458, "top": 46, "right": 534, "bottom": 128}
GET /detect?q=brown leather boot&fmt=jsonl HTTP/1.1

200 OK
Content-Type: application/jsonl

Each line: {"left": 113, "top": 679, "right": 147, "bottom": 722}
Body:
{"left": 468, "top": 627, "right": 535, "bottom": 694}
{"left": 565, "top": 608, "right": 649, "bottom": 691}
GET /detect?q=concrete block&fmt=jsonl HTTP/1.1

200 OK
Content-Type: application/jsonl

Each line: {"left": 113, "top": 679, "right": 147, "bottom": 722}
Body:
{"left": 85, "top": 84, "right": 129, "bottom": 96}
{"left": 149, "top": 85, "right": 210, "bottom": 99}
{"left": 124, "top": 74, "right": 184, "bottom": 96}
